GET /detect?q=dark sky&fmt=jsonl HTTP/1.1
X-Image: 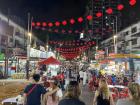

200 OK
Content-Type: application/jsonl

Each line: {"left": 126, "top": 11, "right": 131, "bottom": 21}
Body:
{"left": 0, "top": 0, "right": 140, "bottom": 42}
{"left": 122, "top": 0, "right": 140, "bottom": 28}
{"left": 0, "top": 0, "right": 87, "bottom": 42}
{"left": 0, "top": 0, "right": 87, "bottom": 22}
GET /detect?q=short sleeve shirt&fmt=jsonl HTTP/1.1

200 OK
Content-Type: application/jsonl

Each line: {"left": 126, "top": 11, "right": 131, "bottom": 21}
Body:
{"left": 24, "top": 84, "right": 46, "bottom": 105}
{"left": 56, "top": 89, "right": 63, "bottom": 98}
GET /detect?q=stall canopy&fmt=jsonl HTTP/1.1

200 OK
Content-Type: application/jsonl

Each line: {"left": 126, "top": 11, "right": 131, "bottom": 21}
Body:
{"left": 39, "top": 56, "right": 61, "bottom": 65}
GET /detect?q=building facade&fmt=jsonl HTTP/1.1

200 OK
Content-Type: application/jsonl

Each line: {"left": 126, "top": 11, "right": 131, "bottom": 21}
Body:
{"left": 0, "top": 12, "right": 42, "bottom": 57}
{"left": 101, "top": 21, "right": 140, "bottom": 72}
{"left": 101, "top": 21, "right": 140, "bottom": 54}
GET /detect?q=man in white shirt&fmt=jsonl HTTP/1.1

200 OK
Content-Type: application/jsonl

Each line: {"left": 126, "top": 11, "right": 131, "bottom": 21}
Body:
{"left": 83, "top": 71, "right": 87, "bottom": 86}
{"left": 79, "top": 70, "right": 84, "bottom": 86}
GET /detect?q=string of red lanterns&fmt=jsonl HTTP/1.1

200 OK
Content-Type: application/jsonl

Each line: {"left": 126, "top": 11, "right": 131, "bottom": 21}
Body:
{"left": 49, "top": 40, "right": 95, "bottom": 46}
{"left": 58, "top": 44, "right": 94, "bottom": 60}
{"left": 32, "top": 1, "right": 137, "bottom": 28}
{"left": 35, "top": 27, "right": 112, "bottom": 35}
{"left": 61, "top": 53, "right": 80, "bottom": 60}
{"left": 56, "top": 44, "right": 94, "bottom": 53}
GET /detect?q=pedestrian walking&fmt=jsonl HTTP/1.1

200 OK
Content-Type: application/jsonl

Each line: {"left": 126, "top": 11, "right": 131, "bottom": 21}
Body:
{"left": 43, "top": 79, "right": 63, "bottom": 105}
{"left": 83, "top": 71, "right": 87, "bottom": 86}
{"left": 93, "top": 78, "right": 115, "bottom": 105}
{"left": 58, "top": 81, "right": 85, "bottom": 105}
{"left": 116, "top": 83, "right": 140, "bottom": 105}
{"left": 79, "top": 70, "right": 84, "bottom": 86}
{"left": 23, "top": 74, "right": 46, "bottom": 105}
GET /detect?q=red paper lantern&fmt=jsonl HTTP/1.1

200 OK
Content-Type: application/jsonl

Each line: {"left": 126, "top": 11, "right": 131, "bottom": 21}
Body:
{"left": 36, "top": 22, "right": 41, "bottom": 26}
{"left": 42, "top": 22, "right": 47, "bottom": 27}
{"left": 88, "top": 30, "right": 92, "bottom": 33}
{"left": 117, "top": 4, "right": 124, "bottom": 11}
{"left": 32, "top": 22, "right": 35, "bottom": 26}
{"left": 87, "top": 15, "right": 93, "bottom": 20}
{"left": 106, "top": 8, "right": 113, "bottom": 14}
{"left": 55, "top": 21, "right": 60, "bottom": 27}
{"left": 48, "top": 22, "right": 53, "bottom": 27}
{"left": 92, "top": 41, "right": 95, "bottom": 45}
{"left": 62, "top": 20, "right": 67, "bottom": 26}
{"left": 70, "top": 19, "right": 75, "bottom": 24}
{"left": 129, "top": 0, "right": 136, "bottom": 6}
{"left": 68, "top": 30, "right": 72, "bottom": 34}
{"left": 96, "top": 12, "right": 102, "bottom": 18}
{"left": 75, "top": 30, "right": 79, "bottom": 33}
{"left": 54, "top": 29, "right": 58, "bottom": 33}
{"left": 78, "top": 17, "right": 83, "bottom": 23}
{"left": 62, "top": 29, "right": 65, "bottom": 33}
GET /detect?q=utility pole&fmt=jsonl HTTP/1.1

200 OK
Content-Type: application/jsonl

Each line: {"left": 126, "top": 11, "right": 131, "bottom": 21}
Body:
{"left": 26, "top": 13, "right": 31, "bottom": 79}
{"left": 115, "top": 16, "right": 118, "bottom": 54}
{"left": 4, "top": 9, "right": 10, "bottom": 78}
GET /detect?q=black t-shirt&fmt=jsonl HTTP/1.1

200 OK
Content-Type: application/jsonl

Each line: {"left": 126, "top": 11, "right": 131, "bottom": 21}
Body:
{"left": 97, "top": 93, "right": 110, "bottom": 105}
{"left": 58, "top": 98, "right": 85, "bottom": 105}
{"left": 24, "top": 84, "right": 46, "bottom": 105}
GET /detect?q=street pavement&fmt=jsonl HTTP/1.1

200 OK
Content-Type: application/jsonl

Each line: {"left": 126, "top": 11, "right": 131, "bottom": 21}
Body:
{"left": 80, "top": 85, "right": 94, "bottom": 105}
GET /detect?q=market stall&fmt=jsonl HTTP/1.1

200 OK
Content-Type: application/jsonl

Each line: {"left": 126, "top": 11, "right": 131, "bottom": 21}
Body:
{"left": 39, "top": 56, "right": 61, "bottom": 77}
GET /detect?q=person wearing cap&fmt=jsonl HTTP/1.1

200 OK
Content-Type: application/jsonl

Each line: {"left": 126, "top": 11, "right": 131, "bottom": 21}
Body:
{"left": 43, "top": 79, "right": 63, "bottom": 105}
{"left": 58, "top": 81, "right": 85, "bottom": 105}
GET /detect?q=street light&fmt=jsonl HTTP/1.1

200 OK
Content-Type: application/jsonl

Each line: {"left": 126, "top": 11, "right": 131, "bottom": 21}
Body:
{"left": 113, "top": 35, "right": 117, "bottom": 54}
{"left": 96, "top": 46, "right": 98, "bottom": 50}
{"left": 114, "top": 35, "right": 117, "bottom": 39}
{"left": 112, "top": 16, "right": 118, "bottom": 54}
{"left": 46, "top": 45, "right": 49, "bottom": 51}
{"left": 28, "top": 32, "right": 32, "bottom": 44}
{"left": 80, "top": 33, "right": 84, "bottom": 39}
{"left": 26, "top": 32, "right": 32, "bottom": 80}
{"left": 28, "top": 32, "right": 32, "bottom": 36}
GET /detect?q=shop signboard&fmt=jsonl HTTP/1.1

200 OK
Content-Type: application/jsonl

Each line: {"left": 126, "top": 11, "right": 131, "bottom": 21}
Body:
{"left": 46, "top": 52, "right": 55, "bottom": 58}
{"left": 109, "top": 54, "right": 140, "bottom": 59}
{"left": 95, "top": 50, "right": 105, "bottom": 60}
{"left": 0, "top": 53, "right": 5, "bottom": 61}
{"left": 97, "top": 50, "right": 105, "bottom": 55}
{"left": 30, "top": 48, "right": 47, "bottom": 58}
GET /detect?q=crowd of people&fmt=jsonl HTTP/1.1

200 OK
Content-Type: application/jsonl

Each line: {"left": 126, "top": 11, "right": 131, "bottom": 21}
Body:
{"left": 21, "top": 68, "right": 140, "bottom": 105}
{"left": 23, "top": 73, "right": 85, "bottom": 105}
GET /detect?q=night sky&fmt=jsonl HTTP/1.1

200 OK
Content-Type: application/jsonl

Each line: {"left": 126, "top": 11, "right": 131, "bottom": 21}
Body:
{"left": 0, "top": 0, "right": 140, "bottom": 42}
{"left": 0, "top": 0, "right": 87, "bottom": 22}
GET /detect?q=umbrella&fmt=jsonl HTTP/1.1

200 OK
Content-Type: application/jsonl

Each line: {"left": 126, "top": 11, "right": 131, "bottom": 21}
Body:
{"left": 39, "top": 56, "right": 61, "bottom": 65}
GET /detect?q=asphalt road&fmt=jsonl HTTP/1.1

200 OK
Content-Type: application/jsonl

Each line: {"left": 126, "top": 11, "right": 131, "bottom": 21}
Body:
{"left": 80, "top": 86, "right": 94, "bottom": 105}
